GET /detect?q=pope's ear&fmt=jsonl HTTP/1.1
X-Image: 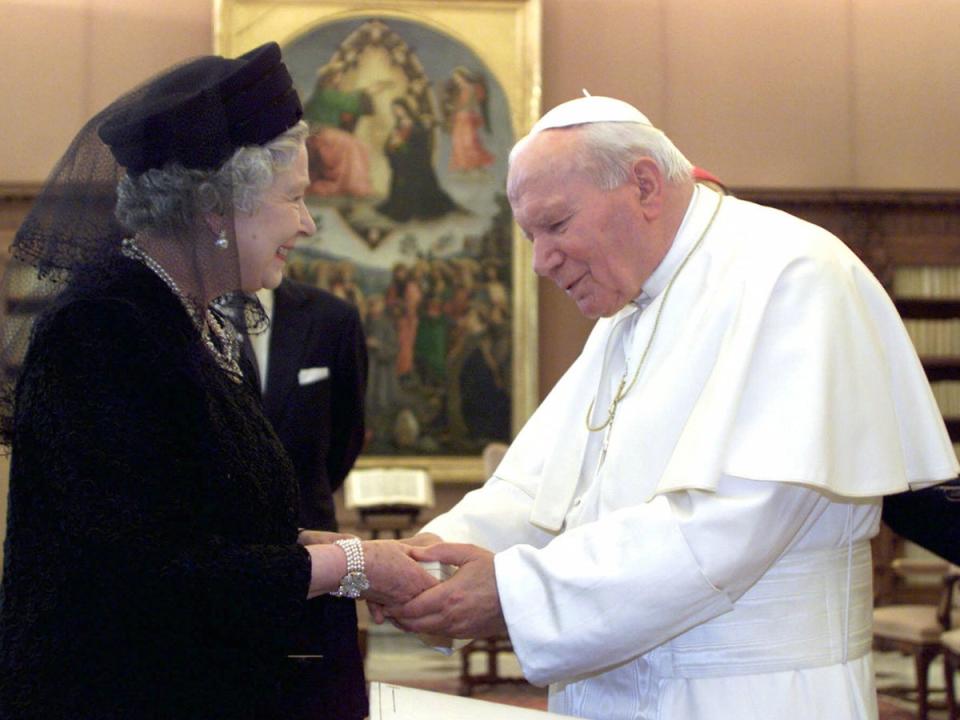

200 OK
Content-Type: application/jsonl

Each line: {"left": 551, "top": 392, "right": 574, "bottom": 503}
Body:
{"left": 631, "top": 157, "right": 663, "bottom": 205}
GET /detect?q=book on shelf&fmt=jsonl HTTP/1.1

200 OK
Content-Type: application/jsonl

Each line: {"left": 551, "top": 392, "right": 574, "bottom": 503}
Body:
{"left": 894, "top": 266, "right": 960, "bottom": 299}
{"left": 344, "top": 468, "right": 434, "bottom": 509}
{"left": 368, "top": 682, "right": 575, "bottom": 719}
{"left": 902, "top": 318, "right": 960, "bottom": 356}
{"left": 930, "top": 381, "right": 960, "bottom": 416}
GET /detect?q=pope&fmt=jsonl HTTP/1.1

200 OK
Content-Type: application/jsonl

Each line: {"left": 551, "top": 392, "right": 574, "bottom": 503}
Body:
{"left": 383, "top": 96, "right": 957, "bottom": 720}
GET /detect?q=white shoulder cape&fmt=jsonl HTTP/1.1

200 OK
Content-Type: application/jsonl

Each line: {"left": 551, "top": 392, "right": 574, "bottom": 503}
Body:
{"left": 498, "top": 192, "right": 957, "bottom": 532}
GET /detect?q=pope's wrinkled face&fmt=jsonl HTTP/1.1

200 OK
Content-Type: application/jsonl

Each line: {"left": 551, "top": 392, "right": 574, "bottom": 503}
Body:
{"left": 234, "top": 143, "right": 315, "bottom": 292}
{"left": 509, "top": 131, "right": 658, "bottom": 319}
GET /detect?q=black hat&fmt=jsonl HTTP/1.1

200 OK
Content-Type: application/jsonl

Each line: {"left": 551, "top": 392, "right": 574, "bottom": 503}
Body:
{"left": 98, "top": 42, "right": 303, "bottom": 176}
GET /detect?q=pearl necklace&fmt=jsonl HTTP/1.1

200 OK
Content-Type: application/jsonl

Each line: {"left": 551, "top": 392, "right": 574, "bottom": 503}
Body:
{"left": 585, "top": 192, "right": 724, "bottom": 434}
{"left": 121, "top": 238, "right": 242, "bottom": 379}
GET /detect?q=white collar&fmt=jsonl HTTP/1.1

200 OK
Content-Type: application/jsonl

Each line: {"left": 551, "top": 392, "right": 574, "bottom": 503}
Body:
{"left": 642, "top": 184, "right": 713, "bottom": 301}
{"left": 610, "top": 184, "right": 718, "bottom": 323}
{"left": 255, "top": 287, "right": 275, "bottom": 322}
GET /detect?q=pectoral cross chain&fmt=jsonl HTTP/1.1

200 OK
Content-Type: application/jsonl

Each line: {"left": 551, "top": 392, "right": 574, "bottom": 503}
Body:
{"left": 597, "top": 373, "right": 627, "bottom": 467}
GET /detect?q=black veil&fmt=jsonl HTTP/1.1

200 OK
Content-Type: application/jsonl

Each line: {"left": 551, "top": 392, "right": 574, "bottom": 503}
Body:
{"left": 0, "top": 42, "right": 301, "bottom": 447}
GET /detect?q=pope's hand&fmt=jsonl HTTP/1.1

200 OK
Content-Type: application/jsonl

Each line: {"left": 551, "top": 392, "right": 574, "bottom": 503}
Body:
{"left": 385, "top": 543, "right": 508, "bottom": 639}
{"left": 361, "top": 540, "right": 438, "bottom": 606}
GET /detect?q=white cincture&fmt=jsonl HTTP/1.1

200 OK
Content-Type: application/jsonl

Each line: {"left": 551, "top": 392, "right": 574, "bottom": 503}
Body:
{"left": 651, "top": 542, "right": 874, "bottom": 678}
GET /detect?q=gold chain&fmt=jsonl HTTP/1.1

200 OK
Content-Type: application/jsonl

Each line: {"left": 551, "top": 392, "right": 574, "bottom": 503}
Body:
{"left": 585, "top": 192, "right": 724, "bottom": 432}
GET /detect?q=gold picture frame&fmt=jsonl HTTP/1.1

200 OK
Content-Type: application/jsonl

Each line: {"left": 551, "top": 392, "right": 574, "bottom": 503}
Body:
{"left": 215, "top": 0, "right": 541, "bottom": 483}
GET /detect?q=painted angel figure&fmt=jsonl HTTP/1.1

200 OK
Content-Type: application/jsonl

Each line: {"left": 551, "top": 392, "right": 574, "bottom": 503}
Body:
{"left": 302, "top": 62, "right": 391, "bottom": 198}
{"left": 442, "top": 66, "right": 495, "bottom": 172}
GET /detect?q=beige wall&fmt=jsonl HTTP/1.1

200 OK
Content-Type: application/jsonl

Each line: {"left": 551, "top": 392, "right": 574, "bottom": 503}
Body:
{"left": 0, "top": 0, "right": 213, "bottom": 183}
{"left": 5, "top": 0, "right": 959, "bottom": 189}
{"left": 2, "top": 0, "right": 960, "bottom": 563}
{"left": 533, "top": 0, "right": 960, "bottom": 388}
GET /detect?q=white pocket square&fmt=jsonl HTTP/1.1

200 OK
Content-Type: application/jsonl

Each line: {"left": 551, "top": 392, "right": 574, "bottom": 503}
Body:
{"left": 298, "top": 367, "right": 329, "bottom": 385}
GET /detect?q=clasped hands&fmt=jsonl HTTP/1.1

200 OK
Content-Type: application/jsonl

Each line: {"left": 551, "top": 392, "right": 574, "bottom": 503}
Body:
{"left": 298, "top": 531, "right": 507, "bottom": 639}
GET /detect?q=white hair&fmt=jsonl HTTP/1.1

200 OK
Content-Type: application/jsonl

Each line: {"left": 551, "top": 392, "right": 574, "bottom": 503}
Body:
{"left": 507, "top": 121, "right": 693, "bottom": 197}
{"left": 115, "top": 121, "right": 309, "bottom": 234}
{"left": 226, "top": 121, "right": 309, "bottom": 214}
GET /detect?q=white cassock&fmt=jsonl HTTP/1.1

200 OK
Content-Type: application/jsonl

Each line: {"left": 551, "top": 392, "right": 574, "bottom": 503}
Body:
{"left": 421, "top": 185, "right": 959, "bottom": 720}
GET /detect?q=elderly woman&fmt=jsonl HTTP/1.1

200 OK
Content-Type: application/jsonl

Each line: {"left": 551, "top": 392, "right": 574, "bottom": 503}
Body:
{"left": 0, "top": 43, "right": 434, "bottom": 719}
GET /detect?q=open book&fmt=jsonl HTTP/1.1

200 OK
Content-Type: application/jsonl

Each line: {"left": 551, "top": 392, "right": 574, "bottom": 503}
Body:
{"left": 344, "top": 468, "right": 434, "bottom": 509}
{"left": 368, "top": 682, "right": 576, "bottom": 719}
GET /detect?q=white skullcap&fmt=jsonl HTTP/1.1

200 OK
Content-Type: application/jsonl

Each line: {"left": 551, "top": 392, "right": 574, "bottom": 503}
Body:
{"left": 529, "top": 93, "right": 653, "bottom": 136}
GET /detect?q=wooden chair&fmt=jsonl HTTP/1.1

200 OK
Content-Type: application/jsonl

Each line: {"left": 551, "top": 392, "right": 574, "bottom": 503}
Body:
{"left": 942, "top": 627, "right": 960, "bottom": 720}
{"left": 940, "top": 573, "right": 960, "bottom": 720}
{"left": 873, "top": 559, "right": 960, "bottom": 720}
{"left": 458, "top": 442, "right": 529, "bottom": 696}
{"left": 480, "top": 442, "right": 508, "bottom": 480}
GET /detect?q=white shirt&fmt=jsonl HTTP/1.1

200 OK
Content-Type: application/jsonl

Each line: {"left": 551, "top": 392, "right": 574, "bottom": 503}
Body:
{"left": 250, "top": 288, "right": 274, "bottom": 394}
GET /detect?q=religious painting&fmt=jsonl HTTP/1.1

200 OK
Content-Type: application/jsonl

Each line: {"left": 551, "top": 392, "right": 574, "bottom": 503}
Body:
{"left": 216, "top": 0, "right": 541, "bottom": 482}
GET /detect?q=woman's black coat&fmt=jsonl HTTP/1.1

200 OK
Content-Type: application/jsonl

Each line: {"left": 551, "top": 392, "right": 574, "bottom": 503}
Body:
{"left": 0, "top": 261, "right": 364, "bottom": 719}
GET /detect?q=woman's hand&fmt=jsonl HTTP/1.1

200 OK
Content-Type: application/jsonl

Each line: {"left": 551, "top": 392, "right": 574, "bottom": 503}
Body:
{"left": 298, "top": 529, "right": 354, "bottom": 546}
{"left": 361, "top": 540, "right": 438, "bottom": 607}
{"left": 365, "top": 533, "right": 441, "bottom": 622}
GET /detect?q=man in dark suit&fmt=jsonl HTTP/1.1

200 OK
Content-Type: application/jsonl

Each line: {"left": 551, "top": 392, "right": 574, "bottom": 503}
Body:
{"left": 252, "top": 279, "right": 368, "bottom": 531}
{"left": 248, "top": 277, "right": 369, "bottom": 720}
{"left": 883, "top": 480, "right": 960, "bottom": 565}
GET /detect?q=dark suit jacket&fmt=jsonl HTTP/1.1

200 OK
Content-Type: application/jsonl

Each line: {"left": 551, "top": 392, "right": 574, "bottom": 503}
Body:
{"left": 257, "top": 279, "right": 369, "bottom": 720}
{"left": 883, "top": 479, "right": 960, "bottom": 565}
{"left": 263, "top": 279, "right": 368, "bottom": 532}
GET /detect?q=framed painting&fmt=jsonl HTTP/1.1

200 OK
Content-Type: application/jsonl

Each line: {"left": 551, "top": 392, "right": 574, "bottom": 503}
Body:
{"left": 215, "top": 0, "right": 541, "bottom": 482}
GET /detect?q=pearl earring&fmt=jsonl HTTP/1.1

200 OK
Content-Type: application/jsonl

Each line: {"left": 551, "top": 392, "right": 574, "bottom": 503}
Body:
{"left": 215, "top": 229, "right": 229, "bottom": 249}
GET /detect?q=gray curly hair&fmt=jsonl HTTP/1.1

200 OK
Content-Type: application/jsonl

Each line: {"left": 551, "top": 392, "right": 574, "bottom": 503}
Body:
{"left": 114, "top": 121, "right": 309, "bottom": 234}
